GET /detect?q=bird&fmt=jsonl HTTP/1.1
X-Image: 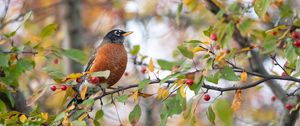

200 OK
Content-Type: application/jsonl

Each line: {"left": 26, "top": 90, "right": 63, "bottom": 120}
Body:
{"left": 71, "top": 29, "right": 132, "bottom": 105}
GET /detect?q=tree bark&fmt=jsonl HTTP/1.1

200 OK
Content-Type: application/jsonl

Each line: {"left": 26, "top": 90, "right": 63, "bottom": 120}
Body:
{"left": 63, "top": 0, "right": 84, "bottom": 73}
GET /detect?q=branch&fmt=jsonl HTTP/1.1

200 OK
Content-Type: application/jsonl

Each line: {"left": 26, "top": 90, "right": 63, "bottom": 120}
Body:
{"left": 0, "top": 50, "right": 38, "bottom": 54}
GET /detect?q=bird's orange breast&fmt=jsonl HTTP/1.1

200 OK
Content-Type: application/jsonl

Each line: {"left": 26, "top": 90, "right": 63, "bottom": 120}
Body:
{"left": 89, "top": 43, "right": 127, "bottom": 86}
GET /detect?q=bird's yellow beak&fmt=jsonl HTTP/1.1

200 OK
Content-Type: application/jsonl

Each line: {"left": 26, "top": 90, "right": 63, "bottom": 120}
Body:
{"left": 121, "top": 31, "right": 133, "bottom": 37}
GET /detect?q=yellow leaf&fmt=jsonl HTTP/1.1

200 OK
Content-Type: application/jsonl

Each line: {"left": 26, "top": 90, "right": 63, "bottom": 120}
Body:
{"left": 180, "top": 85, "right": 186, "bottom": 98}
{"left": 62, "top": 115, "right": 70, "bottom": 126}
{"left": 156, "top": 88, "right": 163, "bottom": 100}
{"left": 212, "top": 0, "right": 225, "bottom": 10}
{"left": 240, "top": 71, "right": 247, "bottom": 83}
{"left": 162, "top": 89, "right": 170, "bottom": 100}
{"left": 203, "top": 41, "right": 210, "bottom": 45}
{"left": 133, "top": 90, "right": 139, "bottom": 102}
{"left": 216, "top": 52, "right": 226, "bottom": 62}
{"left": 174, "top": 79, "right": 185, "bottom": 88}
{"left": 148, "top": 58, "right": 154, "bottom": 72}
{"left": 63, "top": 73, "right": 83, "bottom": 82}
{"left": 80, "top": 85, "right": 88, "bottom": 100}
{"left": 65, "top": 104, "right": 75, "bottom": 112}
{"left": 78, "top": 113, "right": 88, "bottom": 121}
{"left": 19, "top": 114, "right": 27, "bottom": 123}
{"left": 231, "top": 90, "right": 242, "bottom": 112}
{"left": 192, "top": 47, "right": 204, "bottom": 53}
{"left": 41, "top": 112, "right": 48, "bottom": 120}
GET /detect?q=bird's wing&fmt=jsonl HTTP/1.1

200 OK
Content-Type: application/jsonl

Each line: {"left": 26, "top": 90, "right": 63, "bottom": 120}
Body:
{"left": 83, "top": 47, "right": 98, "bottom": 72}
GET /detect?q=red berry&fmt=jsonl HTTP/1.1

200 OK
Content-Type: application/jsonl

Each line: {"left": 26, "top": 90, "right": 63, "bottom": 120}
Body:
{"left": 141, "top": 67, "right": 147, "bottom": 74}
{"left": 271, "top": 95, "right": 276, "bottom": 102}
{"left": 285, "top": 103, "right": 293, "bottom": 110}
{"left": 124, "top": 72, "right": 129, "bottom": 76}
{"left": 293, "top": 40, "right": 300, "bottom": 48}
{"left": 272, "top": 31, "right": 277, "bottom": 36}
{"left": 215, "top": 44, "right": 221, "bottom": 50}
{"left": 186, "top": 79, "right": 194, "bottom": 86}
{"left": 281, "top": 72, "right": 287, "bottom": 76}
{"left": 203, "top": 94, "right": 211, "bottom": 101}
{"left": 211, "top": 33, "right": 217, "bottom": 41}
{"left": 50, "top": 85, "right": 57, "bottom": 91}
{"left": 76, "top": 77, "right": 83, "bottom": 83}
{"left": 226, "top": 49, "right": 231, "bottom": 54}
{"left": 53, "top": 58, "right": 59, "bottom": 64}
{"left": 61, "top": 85, "right": 67, "bottom": 90}
{"left": 292, "top": 32, "right": 300, "bottom": 39}
{"left": 89, "top": 77, "right": 99, "bottom": 84}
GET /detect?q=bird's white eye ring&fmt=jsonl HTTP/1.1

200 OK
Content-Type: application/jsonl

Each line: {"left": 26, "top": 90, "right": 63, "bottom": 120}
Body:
{"left": 114, "top": 30, "right": 120, "bottom": 36}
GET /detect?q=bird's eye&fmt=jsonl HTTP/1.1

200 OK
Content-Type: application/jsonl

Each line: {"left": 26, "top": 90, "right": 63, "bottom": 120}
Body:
{"left": 114, "top": 30, "right": 120, "bottom": 36}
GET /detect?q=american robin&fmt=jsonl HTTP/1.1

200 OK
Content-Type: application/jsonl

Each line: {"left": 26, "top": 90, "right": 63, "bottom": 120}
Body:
{"left": 73, "top": 29, "right": 132, "bottom": 103}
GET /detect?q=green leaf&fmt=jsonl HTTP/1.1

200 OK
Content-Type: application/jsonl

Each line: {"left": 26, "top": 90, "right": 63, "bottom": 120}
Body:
{"left": 91, "top": 70, "right": 110, "bottom": 79}
{"left": 0, "top": 54, "right": 9, "bottom": 67}
{"left": 189, "top": 76, "right": 204, "bottom": 94}
{"left": 263, "top": 35, "right": 277, "bottom": 53}
{"left": 138, "top": 79, "right": 151, "bottom": 90}
{"left": 206, "top": 72, "right": 221, "bottom": 84}
{"left": 17, "top": 58, "right": 35, "bottom": 71}
{"left": 54, "top": 112, "right": 66, "bottom": 122}
{"left": 285, "top": 41, "right": 297, "bottom": 63}
{"left": 221, "top": 22, "right": 235, "bottom": 47}
{"left": 81, "top": 98, "right": 95, "bottom": 106}
{"left": 4, "top": 31, "right": 17, "bottom": 38}
{"left": 206, "top": 105, "right": 215, "bottom": 125}
{"left": 157, "top": 59, "right": 176, "bottom": 70}
{"left": 220, "top": 66, "right": 239, "bottom": 81}
{"left": 0, "top": 99, "right": 7, "bottom": 112}
{"left": 176, "top": 3, "right": 183, "bottom": 25}
{"left": 203, "top": 26, "right": 213, "bottom": 37}
{"left": 160, "top": 72, "right": 183, "bottom": 84}
{"left": 160, "top": 105, "right": 168, "bottom": 126}
{"left": 214, "top": 99, "right": 233, "bottom": 126}
{"left": 94, "top": 110, "right": 104, "bottom": 126}
{"left": 43, "top": 67, "right": 65, "bottom": 82}
{"left": 40, "top": 23, "right": 58, "bottom": 38}
{"left": 254, "top": 0, "right": 272, "bottom": 18}
{"left": 61, "top": 49, "right": 88, "bottom": 65}
{"left": 115, "top": 94, "right": 130, "bottom": 103}
{"left": 279, "top": 1, "right": 293, "bottom": 18}
{"left": 130, "top": 45, "right": 140, "bottom": 56}
{"left": 294, "top": 19, "right": 300, "bottom": 27}
{"left": 129, "top": 104, "right": 141, "bottom": 125}
{"left": 238, "top": 19, "right": 254, "bottom": 33}
{"left": 185, "top": 40, "right": 202, "bottom": 43}
{"left": 178, "top": 44, "right": 193, "bottom": 59}
{"left": 71, "top": 120, "right": 87, "bottom": 126}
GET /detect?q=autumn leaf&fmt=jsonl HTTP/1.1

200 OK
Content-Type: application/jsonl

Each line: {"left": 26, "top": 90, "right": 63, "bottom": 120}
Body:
{"left": 19, "top": 114, "right": 27, "bottom": 123}
{"left": 148, "top": 58, "right": 154, "bottom": 72}
{"left": 162, "top": 89, "right": 170, "bottom": 100}
{"left": 63, "top": 73, "right": 83, "bottom": 82}
{"left": 133, "top": 90, "right": 139, "bottom": 102}
{"left": 231, "top": 90, "right": 242, "bottom": 112}
{"left": 192, "top": 47, "right": 204, "bottom": 53}
{"left": 78, "top": 113, "right": 88, "bottom": 121}
{"left": 41, "top": 112, "right": 48, "bottom": 120}
{"left": 216, "top": 51, "right": 226, "bottom": 62}
{"left": 80, "top": 85, "right": 88, "bottom": 100}
{"left": 65, "top": 104, "right": 75, "bottom": 112}
{"left": 62, "top": 114, "right": 70, "bottom": 126}
{"left": 179, "top": 85, "right": 186, "bottom": 98}
{"left": 240, "top": 71, "right": 247, "bottom": 83}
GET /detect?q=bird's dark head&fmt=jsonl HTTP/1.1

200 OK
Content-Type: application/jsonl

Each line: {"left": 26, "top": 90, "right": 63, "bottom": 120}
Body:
{"left": 103, "top": 29, "right": 133, "bottom": 44}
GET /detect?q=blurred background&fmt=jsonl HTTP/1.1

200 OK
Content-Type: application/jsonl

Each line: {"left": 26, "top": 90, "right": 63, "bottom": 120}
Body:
{"left": 1, "top": 0, "right": 300, "bottom": 125}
